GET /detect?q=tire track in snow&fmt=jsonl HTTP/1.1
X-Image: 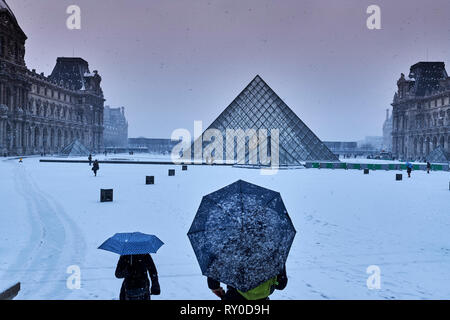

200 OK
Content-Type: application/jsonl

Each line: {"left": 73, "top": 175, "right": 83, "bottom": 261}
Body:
{"left": 26, "top": 170, "right": 88, "bottom": 299}
{"left": 12, "top": 164, "right": 66, "bottom": 299}
{"left": 5, "top": 165, "right": 45, "bottom": 296}
{"left": 9, "top": 164, "right": 87, "bottom": 299}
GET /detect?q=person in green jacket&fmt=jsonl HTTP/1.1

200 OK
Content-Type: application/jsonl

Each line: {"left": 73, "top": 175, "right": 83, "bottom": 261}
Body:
{"left": 207, "top": 265, "right": 288, "bottom": 301}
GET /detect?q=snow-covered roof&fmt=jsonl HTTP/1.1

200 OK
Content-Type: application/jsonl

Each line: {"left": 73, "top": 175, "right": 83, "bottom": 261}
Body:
{"left": 49, "top": 58, "right": 90, "bottom": 91}
{"left": 0, "top": 1, "right": 12, "bottom": 12}
{"left": 0, "top": 1, "right": 16, "bottom": 20}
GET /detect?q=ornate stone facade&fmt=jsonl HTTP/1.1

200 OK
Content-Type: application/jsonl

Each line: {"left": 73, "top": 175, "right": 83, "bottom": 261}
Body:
{"left": 103, "top": 106, "right": 128, "bottom": 148}
{"left": 0, "top": 1, "right": 104, "bottom": 156}
{"left": 391, "top": 62, "right": 450, "bottom": 160}
{"left": 382, "top": 109, "right": 392, "bottom": 152}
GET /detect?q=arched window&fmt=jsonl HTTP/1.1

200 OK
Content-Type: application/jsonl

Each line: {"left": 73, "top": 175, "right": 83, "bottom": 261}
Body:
{"left": 5, "top": 87, "right": 10, "bottom": 107}
{"left": 34, "top": 127, "right": 40, "bottom": 147}
{"left": 15, "top": 43, "right": 19, "bottom": 60}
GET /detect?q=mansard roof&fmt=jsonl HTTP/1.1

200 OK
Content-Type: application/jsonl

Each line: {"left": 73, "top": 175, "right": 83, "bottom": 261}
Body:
{"left": 0, "top": 0, "right": 27, "bottom": 39}
{"left": 49, "top": 57, "right": 92, "bottom": 91}
{"left": 0, "top": 0, "right": 15, "bottom": 19}
{"left": 408, "top": 62, "right": 448, "bottom": 97}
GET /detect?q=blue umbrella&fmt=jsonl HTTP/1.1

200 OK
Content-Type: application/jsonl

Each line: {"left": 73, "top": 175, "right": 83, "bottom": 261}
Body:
{"left": 98, "top": 232, "right": 164, "bottom": 255}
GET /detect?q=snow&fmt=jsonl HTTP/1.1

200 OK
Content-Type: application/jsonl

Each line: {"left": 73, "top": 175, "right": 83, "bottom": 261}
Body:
{"left": 0, "top": 155, "right": 449, "bottom": 300}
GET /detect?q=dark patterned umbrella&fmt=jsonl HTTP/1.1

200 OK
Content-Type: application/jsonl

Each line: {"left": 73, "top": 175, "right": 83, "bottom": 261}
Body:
{"left": 187, "top": 180, "right": 296, "bottom": 292}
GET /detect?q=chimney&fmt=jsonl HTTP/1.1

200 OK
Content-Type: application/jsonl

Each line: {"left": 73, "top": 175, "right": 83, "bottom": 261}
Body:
{"left": 386, "top": 109, "right": 390, "bottom": 120}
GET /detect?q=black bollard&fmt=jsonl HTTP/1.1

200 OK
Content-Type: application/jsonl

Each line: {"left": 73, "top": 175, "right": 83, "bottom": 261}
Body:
{"left": 146, "top": 176, "right": 155, "bottom": 185}
{"left": 396, "top": 174, "right": 402, "bottom": 181}
{"left": 100, "top": 189, "right": 113, "bottom": 202}
{"left": 168, "top": 169, "right": 175, "bottom": 176}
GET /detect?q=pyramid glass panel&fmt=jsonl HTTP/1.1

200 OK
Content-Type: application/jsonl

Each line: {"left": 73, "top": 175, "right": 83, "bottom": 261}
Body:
{"left": 426, "top": 146, "right": 450, "bottom": 163}
{"left": 190, "top": 75, "right": 338, "bottom": 166}
{"left": 60, "top": 139, "right": 90, "bottom": 157}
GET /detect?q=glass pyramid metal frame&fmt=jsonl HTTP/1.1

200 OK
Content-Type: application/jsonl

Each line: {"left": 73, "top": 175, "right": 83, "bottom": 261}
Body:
{"left": 426, "top": 146, "right": 450, "bottom": 164}
{"left": 60, "top": 139, "right": 90, "bottom": 157}
{"left": 190, "top": 75, "right": 338, "bottom": 166}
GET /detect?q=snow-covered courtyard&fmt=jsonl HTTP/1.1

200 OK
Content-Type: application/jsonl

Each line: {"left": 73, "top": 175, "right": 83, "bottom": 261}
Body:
{"left": 1, "top": 156, "right": 449, "bottom": 300}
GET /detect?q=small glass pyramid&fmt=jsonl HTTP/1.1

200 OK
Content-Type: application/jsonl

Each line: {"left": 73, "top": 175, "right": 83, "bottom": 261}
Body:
{"left": 60, "top": 139, "right": 90, "bottom": 157}
{"left": 426, "top": 146, "right": 450, "bottom": 164}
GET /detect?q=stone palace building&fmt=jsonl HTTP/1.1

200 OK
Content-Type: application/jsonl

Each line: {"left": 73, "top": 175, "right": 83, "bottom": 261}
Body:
{"left": 391, "top": 62, "right": 450, "bottom": 160}
{"left": 0, "top": 1, "right": 104, "bottom": 156}
{"left": 103, "top": 106, "right": 128, "bottom": 148}
{"left": 382, "top": 109, "right": 393, "bottom": 152}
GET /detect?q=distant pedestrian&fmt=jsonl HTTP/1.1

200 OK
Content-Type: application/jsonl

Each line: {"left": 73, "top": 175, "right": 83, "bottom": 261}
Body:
{"left": 19, "top": 158, "right": 23, "bottom": 163}
{"left": 426, "top": 161, "right": 431, "bottom": 174}
{"left": 92, "top": 160, "right": 99, "bottom": 176}
{"left": 88, "top": 154, "right": 92, "bottom": 166}
{"left": 406, "top": 161, "right": 413, "bottom": 178}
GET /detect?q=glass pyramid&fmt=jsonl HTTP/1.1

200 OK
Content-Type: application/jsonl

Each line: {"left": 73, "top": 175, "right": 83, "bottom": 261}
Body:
{"left": 426, "top": 146, "right": 450, "bottom": 164}
{"left": 190, "top": 75, "right": 338, "bottom": 166}
{"left": 60, "top": 139, "right": 90, "bottom": 157}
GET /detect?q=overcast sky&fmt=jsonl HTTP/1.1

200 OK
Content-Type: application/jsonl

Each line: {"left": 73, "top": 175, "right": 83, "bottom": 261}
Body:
{"left": 7, "top": 0, "right": 450, "bottom": 140}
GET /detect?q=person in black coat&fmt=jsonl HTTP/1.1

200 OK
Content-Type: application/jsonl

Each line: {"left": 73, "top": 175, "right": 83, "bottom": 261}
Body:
{"left": 92, "top": 160, "right": 99, "bottom": 176}
{"left": 207, "top": 265, "right": 288, "bottom": 301}
{"left": 88, "top": 154, "right": 92, "bottom": 166}
{"left": 115, "top": 254, "right": 160, "bottom": 300}
{"left": 426, "top": 161, "right": 431, "bottom": 174}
